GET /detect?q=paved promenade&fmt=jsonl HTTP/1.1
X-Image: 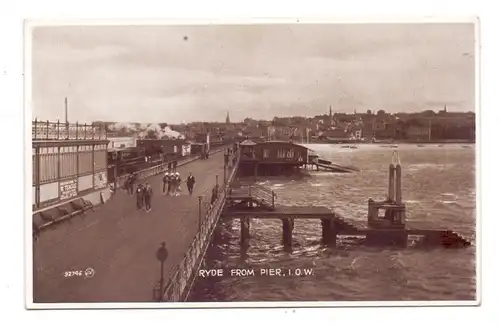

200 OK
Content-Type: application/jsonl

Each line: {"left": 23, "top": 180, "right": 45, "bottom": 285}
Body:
{"left": 33, "top": 151, "right": 226, "bottom": 303}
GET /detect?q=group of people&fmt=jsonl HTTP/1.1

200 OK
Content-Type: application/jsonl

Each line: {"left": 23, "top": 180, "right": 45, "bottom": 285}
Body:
{"left": 162, "top": 171, "right": 197, "bottom": 196}
{"left": 162, "top": 172, "right": 182, "bottom": 196}
{"left": 122, "top": 172, "right": 153, "bottom": 211}
{"left": 124, "top": 173, "right": 138, "bottom": 195}
{"left": 134, "top": 182, "right": 154, "bottom": 212}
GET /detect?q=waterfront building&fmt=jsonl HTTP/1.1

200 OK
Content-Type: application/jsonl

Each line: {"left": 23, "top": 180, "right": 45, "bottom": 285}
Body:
{"left": 32, "top": 120, "right": 109, "bottom": 210}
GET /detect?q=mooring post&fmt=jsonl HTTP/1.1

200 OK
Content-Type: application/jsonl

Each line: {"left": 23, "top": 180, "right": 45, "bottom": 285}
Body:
{"left": 388, "top": 164, "right": 395, "bottom": 201}
{"left": 240, "top": 217, "right": 250, "bottom": 244}
{"left": 367, "top": 198, "right": 375, "bottom": 225}
{"left": 395, "top": 164, "right": 402, "bottom": 204}
{"left": 282, "top": 217, "right": 293, "bottom": 248}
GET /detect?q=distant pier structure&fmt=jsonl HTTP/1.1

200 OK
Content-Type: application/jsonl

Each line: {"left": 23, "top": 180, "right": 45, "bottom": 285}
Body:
{"left": 235, "top": 139, "right": 358, "bottom": 177}
{"left": 223, "top": 149, "right": 472, "bottom": 249}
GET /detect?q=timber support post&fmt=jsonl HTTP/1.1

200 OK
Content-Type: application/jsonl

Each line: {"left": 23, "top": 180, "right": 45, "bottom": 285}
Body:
{"left": 282, "top": 217, "right": 294, "bottom": 248}
{"left": 240, "top": 216, "right": 250, "bottom": 244}
{"left": 321, "top": 218, "right": 336, "bottom": 245}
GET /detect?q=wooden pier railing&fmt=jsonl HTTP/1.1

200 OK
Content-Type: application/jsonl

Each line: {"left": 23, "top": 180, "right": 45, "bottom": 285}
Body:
{"left": 228, "top": 183, "right": 276, "bottom": 209}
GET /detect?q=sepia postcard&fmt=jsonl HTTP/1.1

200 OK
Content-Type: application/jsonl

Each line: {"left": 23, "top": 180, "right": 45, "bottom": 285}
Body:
{"left": 25, "top": 18, "right": 480, "bottom": 309}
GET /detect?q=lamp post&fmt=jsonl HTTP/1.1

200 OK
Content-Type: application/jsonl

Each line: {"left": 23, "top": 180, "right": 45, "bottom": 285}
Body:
{"left": 215, "top": 174, "right": 219, "bottom": 195}
{"left": 155, "top": 242, "right": 169, "bottom": 301}
{"left": 223, "top": 150, "right": 229, "bottom": 185}
{"left": 113, "top": 151, "right": 119, "bottom": 190}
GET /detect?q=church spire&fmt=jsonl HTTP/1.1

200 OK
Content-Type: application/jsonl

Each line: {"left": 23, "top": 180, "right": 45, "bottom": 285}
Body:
{"left": 225, "top": 111, "right": 230, "bottom": 124}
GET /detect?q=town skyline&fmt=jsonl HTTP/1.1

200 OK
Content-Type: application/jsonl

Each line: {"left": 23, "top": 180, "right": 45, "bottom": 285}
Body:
{"left": 31, "top": 23, "right": 475, "bottom": 123}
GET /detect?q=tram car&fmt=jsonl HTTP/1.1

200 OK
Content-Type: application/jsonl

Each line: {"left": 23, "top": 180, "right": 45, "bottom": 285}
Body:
{"left": 107, "top": 146, "right": 161, "bottom": 183}
{"left": 190, "top": 142, "right": 208, "bottom": 156}
{"left": 136, "top": 139, "right": 191, "bottom": 159}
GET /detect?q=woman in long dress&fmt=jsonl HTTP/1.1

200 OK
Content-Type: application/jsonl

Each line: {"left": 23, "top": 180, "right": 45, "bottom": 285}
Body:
{"left": 174, "top": 173, "right": 182, "bottom": 196}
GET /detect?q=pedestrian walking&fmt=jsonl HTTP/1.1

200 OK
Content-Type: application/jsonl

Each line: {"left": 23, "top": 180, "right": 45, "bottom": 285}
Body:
{"left": 162, "top": 173, "right": 169, "bottom": 194}
{"left": 128, "top": 175, "right": 133, "bottom": 194}
{"left": 136, "top": 183, "right": 144, "bottom": 210}
{"left": 173, "top": 160, "right": 178, "bottom": 172}
{"left": 186, "top": 172, "right": 196, "bottom": 196}
{"left": 210, "top": 185, "right": 218, "bottom": 205}
{"left": 143, "top": 182, "right": 153, "bottom": 212}
{"left": 124, "top": 176, "right": 130, "bottom": 194}
{"left": 128, "top": 173, "right": 137, "bottom": 195}
{"left": 165, "top": 173, "right": 171, "bottom": 195}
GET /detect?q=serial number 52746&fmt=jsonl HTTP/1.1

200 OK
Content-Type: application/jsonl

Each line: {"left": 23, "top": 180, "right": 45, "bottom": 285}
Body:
{"left": 64, "top": 270, "right": 83, "bottom": 277}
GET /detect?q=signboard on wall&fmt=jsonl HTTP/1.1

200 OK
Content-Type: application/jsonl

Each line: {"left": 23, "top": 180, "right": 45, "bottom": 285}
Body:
{"left": 94, "top": 172, "right": 107, "bottom": 189}
{"left": 60, "top": 179, "right": 78, "bottom": 200}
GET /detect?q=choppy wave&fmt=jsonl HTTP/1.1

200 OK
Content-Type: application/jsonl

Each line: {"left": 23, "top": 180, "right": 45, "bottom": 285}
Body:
{"left": 189, "top": 146, "right": 476, "bottom": 302}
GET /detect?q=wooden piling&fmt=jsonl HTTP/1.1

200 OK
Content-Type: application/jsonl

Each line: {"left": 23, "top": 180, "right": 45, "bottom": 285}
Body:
{"left": 321, "top": 219, "right": 329, "bottom": 244}
{"left": 240, "top": 217, "right": 250, "bottom": 244}
{"left": 367, "top": 198, "right": 375, "bottom": 225}
{"left": 321, "top": 218, "right": 337, "bottom": 246}
{"left": 388, "top": 164, "right": 395, "bottom": 201}
{"left": 282, "top": 217, "right": 293, "bottom": 248}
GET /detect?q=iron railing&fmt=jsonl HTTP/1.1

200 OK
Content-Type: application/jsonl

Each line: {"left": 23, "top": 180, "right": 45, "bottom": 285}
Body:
{"left": 114, "top": 147, "right": 225, "bottom": 190}
{"left": 32, "top": 120, "right": 107, "bottom": 140}
{"left": 158, "top": 152, "right": 240, "bottom": 302}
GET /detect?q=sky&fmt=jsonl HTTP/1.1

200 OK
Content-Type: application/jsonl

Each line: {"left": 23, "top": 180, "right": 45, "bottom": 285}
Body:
{"left": 30, "top": 23, "right": 476, "bottom": 124}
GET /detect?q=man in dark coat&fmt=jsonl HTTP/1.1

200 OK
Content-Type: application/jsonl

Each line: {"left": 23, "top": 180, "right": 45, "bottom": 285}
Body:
{"left": 143, "top": 182, "right": 153, "bottom": 212}
{"left": 128, "top": 173, "right": 137, "bottom": 195}
{"left": 186, "top": 172, "right": 196, "bottom": 196}
{"left": 162, "top": 173, "right": 169, "bottom": 194}
{"left": 136, "top": 183, "right": 144, "bottom": 210}
{"left": 210, "top": 185, "right": 218, "bottom": 205}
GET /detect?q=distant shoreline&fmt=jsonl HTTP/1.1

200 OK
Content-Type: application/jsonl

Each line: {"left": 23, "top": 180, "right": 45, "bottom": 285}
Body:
{"left": 298, "top": 139, "right": 475, "bottom": 145}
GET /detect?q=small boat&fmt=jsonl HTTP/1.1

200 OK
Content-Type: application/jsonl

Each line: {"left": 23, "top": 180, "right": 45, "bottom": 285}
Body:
{"left": 461, "top": 145, "right": 471, "bottom": 148}
{"left": 389, "top": 145, "right": 398, "bottom": 149}
{"left": 417, "top": 144, "right": 425, "bottom": 147}
{"left": 349, "top": 145, "right": 358, "bottom": 149}
{"left": 438, "top": 145, "right": 444, "bottom": 148}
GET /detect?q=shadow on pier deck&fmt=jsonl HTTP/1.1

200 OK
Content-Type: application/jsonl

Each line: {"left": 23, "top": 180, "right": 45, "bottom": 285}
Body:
{"left": 32, "top": 149, "right": 229, "bottom": 303}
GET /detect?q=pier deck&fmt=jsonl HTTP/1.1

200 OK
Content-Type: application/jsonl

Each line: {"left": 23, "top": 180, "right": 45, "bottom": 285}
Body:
{"left": 33, "top": 151, "right": 226, "bottom": 303}
{"left": 223, "top": 205, "right": 334, "bottom": 218}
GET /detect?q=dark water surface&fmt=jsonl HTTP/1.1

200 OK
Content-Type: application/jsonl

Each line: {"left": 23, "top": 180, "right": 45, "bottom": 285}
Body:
{"left": 189, "top": 144, "right": 476, "bottom": 302}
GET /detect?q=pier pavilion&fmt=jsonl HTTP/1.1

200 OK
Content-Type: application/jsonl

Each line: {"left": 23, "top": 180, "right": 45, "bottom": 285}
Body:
{"left": 32, "top": 120, "right": 108, "bottom": 210}
{"left": 237, "top": 140, "right": 308, "bottom": 177}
